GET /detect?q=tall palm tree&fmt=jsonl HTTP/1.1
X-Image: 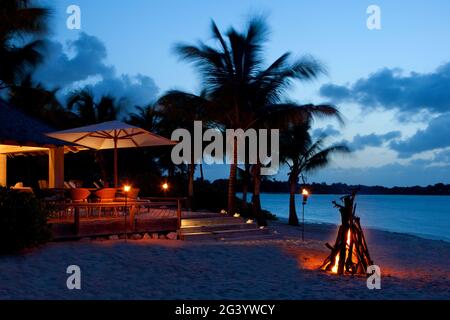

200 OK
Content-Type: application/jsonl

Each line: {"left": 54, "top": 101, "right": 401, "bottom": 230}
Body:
{"left": 176, "top": 17, "right": 341, "bottom": 218}
{"left": 157, "top": 90, "right": 209, "bottom": 209}
{"left": 281, "top": 119, "right": 350, "bottom": 225}
{"left": 0, "top": 0, "right": 50, "bottom": 90}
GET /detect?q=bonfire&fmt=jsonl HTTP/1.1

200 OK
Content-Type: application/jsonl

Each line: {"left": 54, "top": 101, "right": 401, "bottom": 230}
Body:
{"left": 320, "top": 191, "right": 374, "bottom": 275}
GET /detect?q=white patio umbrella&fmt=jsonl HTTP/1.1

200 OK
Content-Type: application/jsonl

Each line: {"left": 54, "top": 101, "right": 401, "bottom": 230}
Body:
{"left": 47, "top": 120, "right": 176, "bottom": 187}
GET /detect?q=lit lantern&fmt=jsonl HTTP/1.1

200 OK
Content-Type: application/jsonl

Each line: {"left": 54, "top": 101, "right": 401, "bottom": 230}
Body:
{"left": 162, "top": 183, "right": 169, "bottom": 191}
{"left": 123, "top": 185, "right": 131, "bottom": 193}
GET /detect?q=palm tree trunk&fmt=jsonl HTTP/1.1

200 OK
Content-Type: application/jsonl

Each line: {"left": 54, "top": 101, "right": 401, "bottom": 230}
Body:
{"left": 241, "top": 164, "right": 250, "bottom": 214}
{"left": 95, "top": 151, "right": 109, "bottom": 186}
{"left": 199, "top": 163, "right": 204, "bottom": 182}
{"left": 289, "top": 173, "right": 300, "bottom": 226}
{"left": 252, "top": 162, "right": 266, "bottom": 226}
{"left": 227, "top": 137, "right": 237, "bottom": 214}
{"left": 187, "top": 163, "right": 195, "bottom": 211}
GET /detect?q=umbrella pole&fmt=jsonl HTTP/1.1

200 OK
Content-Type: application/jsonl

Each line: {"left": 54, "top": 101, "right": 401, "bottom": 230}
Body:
{"left": 114, "top": 137, "right": 118, "bottom": 188}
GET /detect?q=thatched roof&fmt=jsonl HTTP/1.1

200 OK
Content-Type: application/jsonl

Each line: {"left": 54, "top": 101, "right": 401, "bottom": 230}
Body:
{"left": 0, "top": 99, "right": 69, "bottom": 148}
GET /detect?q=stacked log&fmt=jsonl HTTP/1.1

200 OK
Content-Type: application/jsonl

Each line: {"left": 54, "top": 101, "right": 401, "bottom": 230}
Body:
{"left": 320, "top": 191, "right": 373, "bottom": 276}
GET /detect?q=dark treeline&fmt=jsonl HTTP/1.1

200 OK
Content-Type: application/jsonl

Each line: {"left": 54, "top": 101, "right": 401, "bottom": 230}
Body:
{"left": 217, "top": 179, "right": 450, "bottom": 195}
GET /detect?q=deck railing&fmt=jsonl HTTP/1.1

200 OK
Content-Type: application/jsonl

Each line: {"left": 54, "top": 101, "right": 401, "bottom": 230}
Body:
{"left": 48, "top": 197, "right": 187, "bottom": 237}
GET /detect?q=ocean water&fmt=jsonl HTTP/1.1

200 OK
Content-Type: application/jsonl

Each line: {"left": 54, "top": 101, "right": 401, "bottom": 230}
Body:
{"left": 244, "top": 193, "right": 450, "bottom": 242}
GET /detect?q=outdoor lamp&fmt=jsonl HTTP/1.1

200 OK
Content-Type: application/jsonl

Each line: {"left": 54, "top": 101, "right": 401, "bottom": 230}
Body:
{"left": 301, "top": 188, "right": 310, "bottom": 241}
{"left": 302, "top": 189, "right": 309, "bottom": 205}
{"left": 162, "top": 183, "right": 169, "bottom": 191}
{"left": 123, "top": 184, "right": 131, "bottom": 241}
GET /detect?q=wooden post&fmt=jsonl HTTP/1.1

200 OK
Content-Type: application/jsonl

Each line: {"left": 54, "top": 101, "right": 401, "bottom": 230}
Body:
{"left": 74, "top": 207, "right": 80, "bottom": 236}
{"left": 0, "top": 154, "right": 6, "bottom": 187}
{"left": 49, "top": 147, "right": 64, "bottom": 188}
{"left": 129, "top": 203, "right": 136, "bottom": 231}
{"left": 177, "top": 198, "right": 182, "bottom": 229}
{"left": 114, "top": 136, "right": 118, "bottom": 188}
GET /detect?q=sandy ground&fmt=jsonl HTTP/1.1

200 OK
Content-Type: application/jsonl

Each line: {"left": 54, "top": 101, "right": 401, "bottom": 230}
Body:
{"left": 0, "top": 221, "right": 449, "bottom": 300}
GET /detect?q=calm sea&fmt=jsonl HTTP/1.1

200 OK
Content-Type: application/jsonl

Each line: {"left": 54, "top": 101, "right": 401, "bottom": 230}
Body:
{"left": 243, "top": 193, "right": 450, "bottom": 242}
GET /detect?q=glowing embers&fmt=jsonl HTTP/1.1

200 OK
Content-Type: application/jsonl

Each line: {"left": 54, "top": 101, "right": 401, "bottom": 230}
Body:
{"left": 320, "top": 191, "right": 374, "bottom": 276}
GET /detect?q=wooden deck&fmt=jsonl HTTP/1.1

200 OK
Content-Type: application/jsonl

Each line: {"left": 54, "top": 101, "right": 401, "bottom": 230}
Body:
{"left": 47, "top": 198, "right": 196, "bottom": 240}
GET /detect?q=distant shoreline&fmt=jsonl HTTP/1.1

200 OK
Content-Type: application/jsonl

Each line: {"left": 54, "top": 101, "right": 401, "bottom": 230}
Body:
{"left": 258, "top": 192, "right": 450, "bottom": 196}
{"left": 217, "top": 179, "right": 450, "bottom": 196}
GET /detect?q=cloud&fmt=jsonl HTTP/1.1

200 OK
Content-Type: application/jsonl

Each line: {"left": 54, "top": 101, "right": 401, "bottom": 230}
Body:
{"left": 312, "top": 125, "right": 341, "bottom": 138}
{"left": 85, "top": 74, "right": 158, "bottom": 108}
{"left": 319, "top": 63, "right": 450, "bottom": 118}
{"left": 33, "top": 32, "right": 159, "bottom": 109}
{"left": 34, "top": 33, "right": 114, "bottom": 87}
{"left": 390, "top": 113, "right": 450, "bottom": 158}
{"left": 342, "top": 131, "right": 401, "bottom": 151}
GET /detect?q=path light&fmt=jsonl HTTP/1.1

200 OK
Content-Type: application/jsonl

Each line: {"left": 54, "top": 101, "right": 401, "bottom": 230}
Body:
{"left": 301, "top": 188, "right": 310, "bottom": 241}
{"left": 123, "top": 185, "right": 131, "bottom": 241}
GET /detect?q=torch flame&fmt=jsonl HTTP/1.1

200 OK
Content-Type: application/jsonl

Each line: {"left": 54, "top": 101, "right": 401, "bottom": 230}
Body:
{"left": 302, "top": 189, "right": 309, "bottom": 196}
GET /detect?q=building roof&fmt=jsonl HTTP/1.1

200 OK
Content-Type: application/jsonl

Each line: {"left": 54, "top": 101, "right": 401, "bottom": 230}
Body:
{"left": 0, "top": 99, "right": 70, "bottom": 149}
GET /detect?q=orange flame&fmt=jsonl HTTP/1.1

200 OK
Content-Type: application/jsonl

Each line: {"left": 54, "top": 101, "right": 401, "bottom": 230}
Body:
{"left": 331, "top": 230, "right": 352, "bottom": 274}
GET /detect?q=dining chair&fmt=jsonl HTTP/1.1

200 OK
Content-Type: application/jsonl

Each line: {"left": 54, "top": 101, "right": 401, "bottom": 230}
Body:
{"left": 69, "top": 188, "right": 91, "bottom": 219}
{"left": 95, "top": 188, "right": 118, "bottom": 217}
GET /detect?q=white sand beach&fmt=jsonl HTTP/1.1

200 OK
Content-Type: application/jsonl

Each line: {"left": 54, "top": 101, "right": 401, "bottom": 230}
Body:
{"left": 0, "top": 221, "right": 449, "bottom": 300}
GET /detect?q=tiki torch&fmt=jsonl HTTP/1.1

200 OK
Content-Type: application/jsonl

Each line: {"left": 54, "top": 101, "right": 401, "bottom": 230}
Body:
{"left": 301, "top": 189, "right": 309, "bottom": 241}
{"left": 123, "top": 185, "right": 131, "bottom": 241}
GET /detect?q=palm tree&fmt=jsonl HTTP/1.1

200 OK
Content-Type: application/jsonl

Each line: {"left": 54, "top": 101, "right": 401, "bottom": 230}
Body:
{"left": 157, "top": 90, "right": 210, "bottom": 209}
{"left": 281, "top": 119, "right": 350, "bottom": 225}
{"left": 176, "top": 17, "right": 341, "bottom": 218}
{"left": 0, "top": 0, "right": 50, "bottom": 90}
{"left": 7, "top": 74, "right": 79, "bottom": 129}
{"left": 128, "top": 105, "right": 160, "bottom": 133}
{"left": 67, "top": 89, "right": 120, "bottom": 125}
{"left": 66, "top": 89, "right": 121, "bottom": 185}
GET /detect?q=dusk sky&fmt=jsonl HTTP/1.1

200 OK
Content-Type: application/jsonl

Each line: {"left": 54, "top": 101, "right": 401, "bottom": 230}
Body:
{"left": 35, "top": 0, "right": 450, "bottom": 187}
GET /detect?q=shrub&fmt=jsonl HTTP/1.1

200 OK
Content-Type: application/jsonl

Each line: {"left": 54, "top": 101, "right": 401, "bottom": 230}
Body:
{"left": 0, "top": 188, "right": 51, "bottom": 254}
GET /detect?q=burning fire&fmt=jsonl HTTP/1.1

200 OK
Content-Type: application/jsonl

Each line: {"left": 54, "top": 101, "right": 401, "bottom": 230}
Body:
{"left": 331, "top": 255, "right": 340, "bottom": 273}
{"left": 331, "top": 230, "right": 352, "bottom": 274}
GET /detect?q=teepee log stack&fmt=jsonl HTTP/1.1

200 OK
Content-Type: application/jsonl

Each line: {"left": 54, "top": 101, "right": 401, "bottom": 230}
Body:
{"left": 320, "top": 191, "right": 373, "bottom": 276}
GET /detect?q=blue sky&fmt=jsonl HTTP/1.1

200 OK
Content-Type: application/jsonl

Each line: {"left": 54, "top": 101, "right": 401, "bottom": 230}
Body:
{"left": 35, "top": 0, "right": 450, "bottom": 186}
